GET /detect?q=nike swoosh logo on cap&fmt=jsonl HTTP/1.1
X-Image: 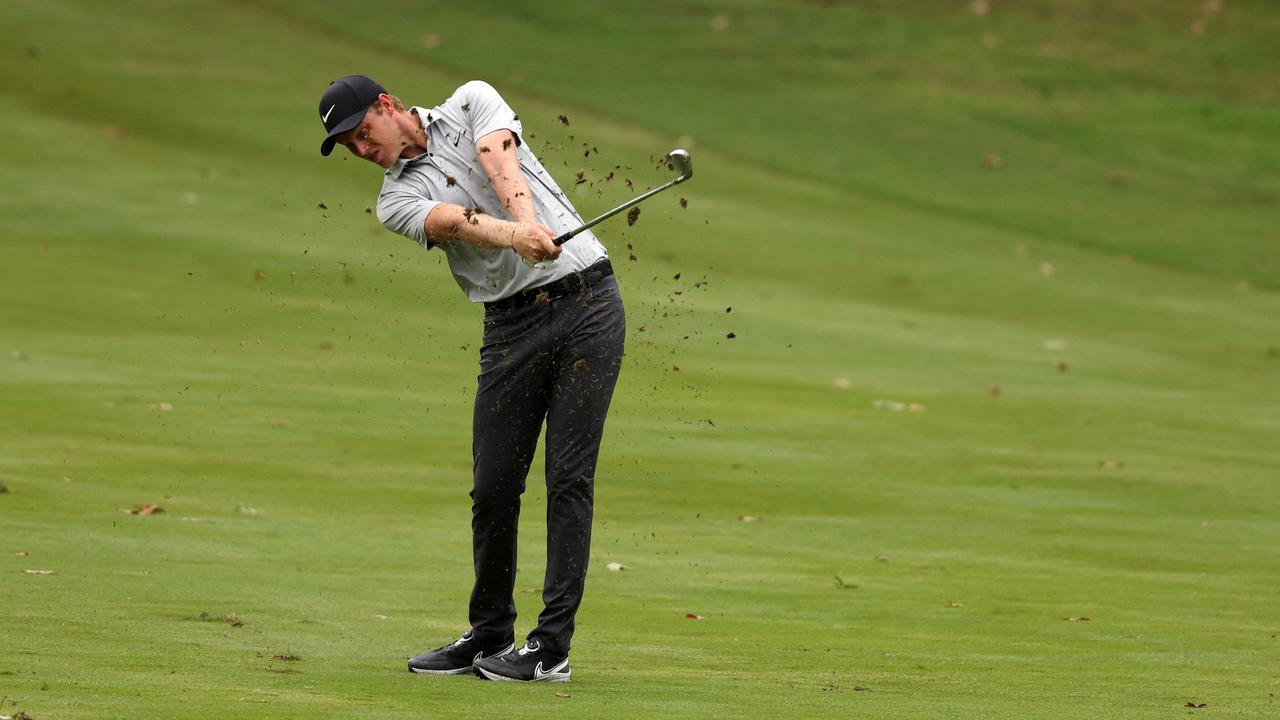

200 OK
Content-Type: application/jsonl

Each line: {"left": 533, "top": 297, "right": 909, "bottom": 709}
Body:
{"left": 322, "top": 104, "right": 335, "bottom": 123}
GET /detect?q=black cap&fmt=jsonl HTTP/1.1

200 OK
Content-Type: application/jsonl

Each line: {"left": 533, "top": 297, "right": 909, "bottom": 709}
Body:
{"left": 318, "top": 75, "right": 387, "bottom": 156}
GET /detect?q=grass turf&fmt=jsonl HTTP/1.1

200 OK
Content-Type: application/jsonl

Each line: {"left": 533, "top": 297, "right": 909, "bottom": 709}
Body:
{"left": 1, "top": 1, "right": 1278, "bottom": 717}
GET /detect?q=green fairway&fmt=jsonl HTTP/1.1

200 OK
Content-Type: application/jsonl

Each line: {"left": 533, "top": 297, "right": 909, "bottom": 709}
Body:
{"left": 2, "top": 1, "right": 1278, "bottom": 717}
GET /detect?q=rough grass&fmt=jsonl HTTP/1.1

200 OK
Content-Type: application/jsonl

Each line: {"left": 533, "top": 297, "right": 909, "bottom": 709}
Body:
{"left": 1, "top": 1, "right": 1278, "bottom": 718}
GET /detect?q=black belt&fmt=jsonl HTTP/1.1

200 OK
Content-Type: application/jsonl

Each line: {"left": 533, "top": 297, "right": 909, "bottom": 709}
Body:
{"left": 485, "top": 258, "right": 613, "bottom": 313}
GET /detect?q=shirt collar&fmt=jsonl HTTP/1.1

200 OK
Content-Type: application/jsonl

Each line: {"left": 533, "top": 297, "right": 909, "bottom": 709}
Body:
{"left": 388, "top": 105, "right": 439, "bottom": 179}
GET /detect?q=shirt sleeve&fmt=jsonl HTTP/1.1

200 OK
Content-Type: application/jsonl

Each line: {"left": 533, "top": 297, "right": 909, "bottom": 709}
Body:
{"left": 377, "top": 187, "right": 441, "bottom": 249}
{"left": 458, "top": 80, "right": 524, "bottom": 146}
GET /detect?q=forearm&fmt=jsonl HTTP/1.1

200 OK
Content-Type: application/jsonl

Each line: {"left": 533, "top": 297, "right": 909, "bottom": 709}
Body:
{"left": 424, "top": 203, "right": 517, "bottom": 249}
{"left": 476, "top": 130, "right": 537, "bottom": 223}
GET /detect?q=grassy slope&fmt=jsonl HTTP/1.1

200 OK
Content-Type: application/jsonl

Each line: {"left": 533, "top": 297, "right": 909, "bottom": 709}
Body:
{"left": 1, "top": 1, "right": 1278, "bottom": 718}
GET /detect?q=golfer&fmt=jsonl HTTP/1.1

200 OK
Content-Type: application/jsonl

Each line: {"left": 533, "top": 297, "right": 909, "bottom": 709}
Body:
{"left": 316, "top": 75, "right": 625, "bottom": 682}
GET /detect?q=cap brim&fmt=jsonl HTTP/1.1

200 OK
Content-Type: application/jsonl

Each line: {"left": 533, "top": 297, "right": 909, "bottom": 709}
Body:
{"left": 319, "top": 107, "right": 370, "bottom": 156}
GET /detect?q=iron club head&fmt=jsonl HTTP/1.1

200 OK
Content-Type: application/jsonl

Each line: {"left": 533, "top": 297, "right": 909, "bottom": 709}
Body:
{"left": 667, "top": 149, "right": 693, "bottom": 183}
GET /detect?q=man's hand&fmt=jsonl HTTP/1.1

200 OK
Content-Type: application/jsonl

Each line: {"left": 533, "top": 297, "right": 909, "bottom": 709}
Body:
{"left": 510, "top": 222, "right": 561, "bottom": 263}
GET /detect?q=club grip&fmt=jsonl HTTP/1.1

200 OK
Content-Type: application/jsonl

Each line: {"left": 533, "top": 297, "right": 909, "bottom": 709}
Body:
{"left": 553, "top": 231, "right": 574, "bottom": 246}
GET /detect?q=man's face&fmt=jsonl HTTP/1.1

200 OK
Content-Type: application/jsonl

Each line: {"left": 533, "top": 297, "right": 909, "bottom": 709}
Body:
{"left": 338, "top": 99, "right": 398, "bottom": 169}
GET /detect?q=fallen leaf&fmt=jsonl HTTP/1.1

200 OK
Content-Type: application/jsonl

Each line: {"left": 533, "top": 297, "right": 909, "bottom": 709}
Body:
{"left": 1042, "top": 339, "right": 1066, "bottom": 351}
{"left": 606, "top": 562, "right": 627, "bottom": 572}
{"left": 874, "top": 554, "right": 889, "bottom": 562}
{"left": 685, "top": 613, "right": 705, "bottom": 620}
{"left": 983, "top": 152, "right": 1002, "bottom": 169}
{"left": 149, "top": 402, "right": 174, "bottom": 412}
{"left": 907, "top": 403, "right": 927, "bottom": 413}
{"left": 1058, "top": 361, "right": 1070, "bottom": 372}
{"left": 679, "top": 197, "right": 688, "bottom": 208}
{"left": 738, "top": 515, "right": 759, "bottom": 523}
{"left": 626, "top": 206, "right": 641, "bottom": 226}
{"left": 1186, "top": 702, "right": 1207, "bottom": 708}
{"left": 14, "top": 551, "right": 30, "bottom": 556}
{"left": 555, "top": 691, "right": 571, "bottom": 698}
{"left": 272, "top": 419, "right": 290, "bottom": 429}
{"left": 374, "top": 614, "right": 392, "bottom": 620}
{"left": 1097, "top": 460, "right": 1125, "bottom": 470}
{"left": 946, "top": 601, "right": 963, "bottom": 608}
{"left": 987, "top": 385, "right": 1001, "bottom": 397}
{"left": 709, "top": 14, "right": 730, "bottom": 31}
{"left": 272, "top": 653, "right": 300, "bottom": 662}
{"left": 557, "top": 114, "right": 570, "bottom": 126}
{"left": 970, "top": 0, "right": 991, "bottom": 16}
{"left": 1062, "top": 616, "right": 1091, "bottom": 622}
{"left": 121, "top": 504, "right": 164, "bottom": 516}
{"left": 832, "top": 378, "right": 851, "bottom": 390}
{"left": 1040, "top": 262, "right": 1056, "bottom": 276}
{"left": 23, "top": 569, "right": 55, "bottom": 575}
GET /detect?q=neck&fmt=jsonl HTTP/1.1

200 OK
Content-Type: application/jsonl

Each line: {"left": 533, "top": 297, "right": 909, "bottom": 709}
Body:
{"left": 399, "top": 109, "right": 429, "bottom": 159}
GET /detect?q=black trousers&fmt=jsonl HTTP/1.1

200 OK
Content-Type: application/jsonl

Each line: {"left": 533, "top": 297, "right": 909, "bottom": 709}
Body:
{"left": 468, "top": 270, "right": 625, "bottom": 655}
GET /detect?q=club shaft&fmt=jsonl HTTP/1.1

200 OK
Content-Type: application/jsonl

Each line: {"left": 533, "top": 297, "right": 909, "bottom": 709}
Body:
{"left": 554, "top": 175, "right": 687, "bottom": 246}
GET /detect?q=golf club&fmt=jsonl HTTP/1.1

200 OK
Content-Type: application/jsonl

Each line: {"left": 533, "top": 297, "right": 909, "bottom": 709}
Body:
{"left": 553, "top": 148, "right": 693, "bottom": 246}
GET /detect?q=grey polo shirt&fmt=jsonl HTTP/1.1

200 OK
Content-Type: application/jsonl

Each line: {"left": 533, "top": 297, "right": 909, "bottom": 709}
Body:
{"left": 375, "top": 81, "right": 608, "bottom": 303}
